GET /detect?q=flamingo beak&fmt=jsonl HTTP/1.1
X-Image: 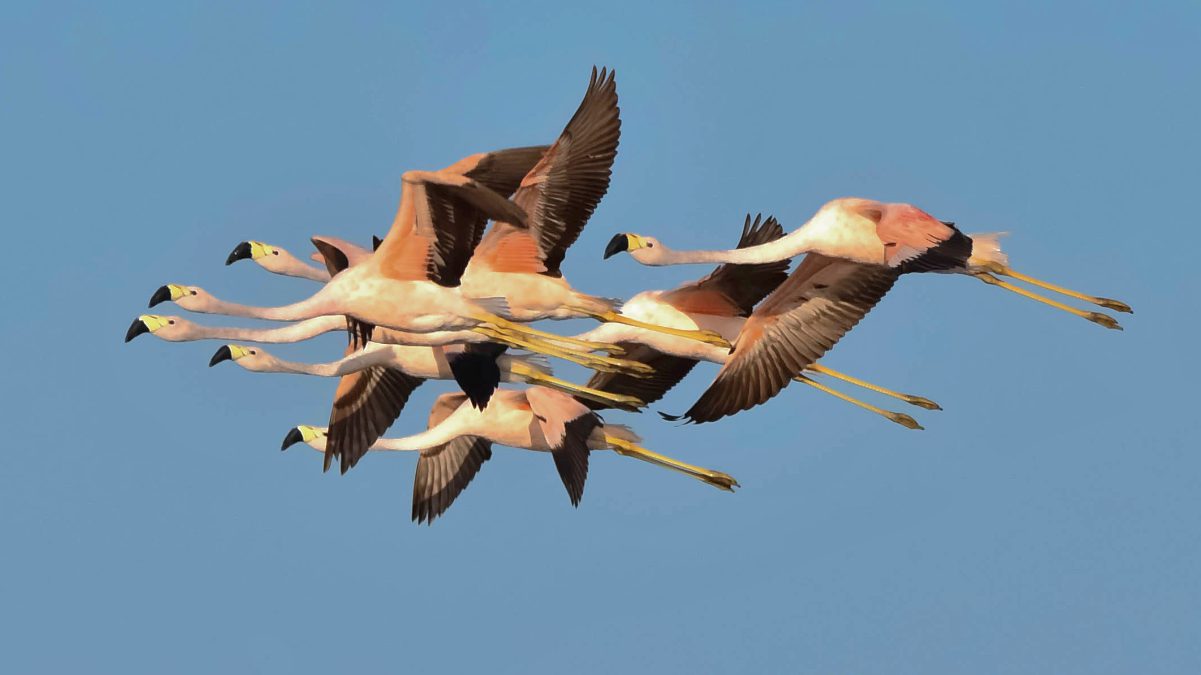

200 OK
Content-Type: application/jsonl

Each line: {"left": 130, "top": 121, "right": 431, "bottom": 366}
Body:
{"left": 148, "top": 284, "right": 187, "bottom": 308}
{"left": 125, "top": 317, "right": 150, "bottom": 342}
{"left": 225, "top": 241, "right": 253, "bottom": 265}
{"left": 281, "top": 427, "right": 305, "bottom": 451}
{"left": 209, "top": 345, "right": 233, "bottom": 367}
{"left": 209, "top": 344, "right": 252, "bottom": 366}
{"left": 604, "top": 233, "right": 631, "bottom": 259}
{"left": 281, "top": 425, "right": 322, "bottom": 451}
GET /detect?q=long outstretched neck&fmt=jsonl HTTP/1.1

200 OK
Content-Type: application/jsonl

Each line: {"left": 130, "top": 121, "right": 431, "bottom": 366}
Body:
{"left": 371, "top": 411, "right": 477, "bottom": 452}
{"left": 194, "top": 316, "right": 344, "bottom": 343}
{"left": 303, "top": 344, "right": 394, "bottom": 376}
{"left": 660, "top": 235, "right": 805, "bottom": 265}
{"left": 204, "top": 287, "right": 338, "bottom": 322}
{"left": 276, "top": 252, "right": 331, "bottom": 282}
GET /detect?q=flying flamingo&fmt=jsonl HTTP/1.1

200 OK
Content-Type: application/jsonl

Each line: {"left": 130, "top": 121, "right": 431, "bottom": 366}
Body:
{"left": 207, "top": 342, "right": 643, "bottom": 411}
{"left": 605, "top": 197, "right": 1131, "bottom": 329}
{"left": 579, "top": 215, "right": 938, "bottom": 428}
{"left": 282, "top": 386, "right": 739, "bottom": 524}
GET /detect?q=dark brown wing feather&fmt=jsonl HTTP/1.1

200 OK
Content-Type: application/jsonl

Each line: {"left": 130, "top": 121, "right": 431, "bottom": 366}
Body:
{"left": 411, "top": 437, "right": 493, "bottom": 525}
{"left": 580, "top": 343, "right": 699, "bottom": 410}
{"left": 551, "top": 415, "right": 598, "bottom": 507}
{"left": 463, "top": 146, "right": 551, "bottom": 198}
{"left": 511, "top": 67, "right": 621, "bottom": 276}
{"left": 661, "top": 214, "right": 791, "bottom": 317}
{"left": 679, "top": 255, "right": 900, "bottom": 424}
{"left": 323, "top": 364, "right": 425, "bottom": 473}
{"left": 417, "top": 178, "right": 526, "bottom": 286}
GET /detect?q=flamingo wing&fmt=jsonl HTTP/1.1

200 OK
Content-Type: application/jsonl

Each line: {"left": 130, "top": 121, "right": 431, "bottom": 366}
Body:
{"left": 580, "top": 343, "right": 699, "bottom": 410}
{"left": 661, "top": 214, "right": 791, "bottom": 317}
{"left": 488, "top": 66, "right": 620, "bottom": 277}
{"left": 866, "top": 202, "right": 972, "bottom": 273}
{"left": 323, "top": 353, "right": 426, "bottom": 473}
{"left": 411, "top": 393, "right": 492, "bottom": 525}
{"left": 526, "top": 387, "right": 597, "bottom": 506}
{"left": 676, "top": 254, "right": 899, "bottom": 424}
{"left": 374, "top": 146, "right": 546, "bottom": 287}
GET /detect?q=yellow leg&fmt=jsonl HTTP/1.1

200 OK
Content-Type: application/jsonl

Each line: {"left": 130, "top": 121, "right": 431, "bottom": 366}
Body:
{"left": 508, "top": 363, "right": 645, "bottom": 411}
{"left": 973, "top": 272, "right": 1122, "bottom": 330}
{"left": 983, "top": 263, "right": 1132, "bottom": 314}
{"left": 805, "top": 363, "right": 942, "bottom": 411}
{"left": 793, "top": 374, "right": 923, "bottom": 430}
{"left": 605, "top": 436, "right": 739, "bottom": 492}
{"left": 579, "top": 309, "right": 732, "bottom": 349}
{"left": 471, "top": 326, "right": 654, "bottom": 378}
{"left": 473, "top": 312, "right": 624, "bottom": 354}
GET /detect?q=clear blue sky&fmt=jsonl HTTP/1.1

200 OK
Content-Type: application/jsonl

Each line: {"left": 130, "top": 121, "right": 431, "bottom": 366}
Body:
{"left": 3, "top": 1, "right": 1197, "bottom": 672}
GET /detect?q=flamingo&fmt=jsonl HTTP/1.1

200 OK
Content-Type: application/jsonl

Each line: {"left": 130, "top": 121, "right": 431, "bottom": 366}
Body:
{"left": 282, "top": 386, "right": 739, "bottom": 524}
{"left": 605, "top": 197, "right": 1131, "bottom": 329}
{"left": 207, "top": 342, "right": 643, "bottom": 411}
{"left": 577, "top": 214, "right": 939, "bottom": 428}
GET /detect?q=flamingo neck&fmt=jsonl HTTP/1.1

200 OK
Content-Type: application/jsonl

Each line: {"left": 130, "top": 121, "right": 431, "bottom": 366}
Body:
{"left": 195, "top": 316, "right": 343, "bottom": 343}
{"left": 275, "top": 251, "right": 331, "bottom": 282}
{"left": 203, "top": 288, "right": 336, "bottom": 322}
{"left": 372, "top": 415, "right": 473, "bottom": 452}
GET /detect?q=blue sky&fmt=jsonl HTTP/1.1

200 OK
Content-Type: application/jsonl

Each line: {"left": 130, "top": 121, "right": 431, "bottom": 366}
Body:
{"left": 2, "top": 1, "right": 1198, "bottom": 672}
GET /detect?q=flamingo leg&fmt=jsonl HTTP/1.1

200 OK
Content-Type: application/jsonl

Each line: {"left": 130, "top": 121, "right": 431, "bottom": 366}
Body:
{"left": 805, "top": 363, "right": 942, "bottom": 411}
{"left": 972, "top": 272, "right": 1122, "bottom": 330}
{"left": 507, "top": 362, "right": 646, "bottom": 411}
{"left": 576, "top": 309, "right": 732, "bottom": 349}
{"left": 470, "top": 326, "right": 654, "bottom": 378}
{"left": 604, "top": 436, "right": 739, "bottom": 492}
{"left": 983, "top": 263, "right": 1132, "bottom": 313}
{"left": 793, "top": 375, "right": 923, "bottom": 430}
{"left": 471, "top": 312, "right": 625, "bottom": 354}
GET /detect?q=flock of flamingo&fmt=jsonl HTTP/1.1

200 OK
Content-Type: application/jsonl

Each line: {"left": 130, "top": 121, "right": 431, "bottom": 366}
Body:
{"left": 125, "top": 68, "right": 1130, "bottom": 524}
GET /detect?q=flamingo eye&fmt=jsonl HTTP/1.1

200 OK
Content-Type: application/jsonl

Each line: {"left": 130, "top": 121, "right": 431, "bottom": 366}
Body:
{"left": 647, "top": 242, "right": 654, "bottom": 248}
{"left": 168, "top": 320, "right": 176, "bottom": 325}
{"left": 250, "top": 350, "right": 257, "bottom": 355}
{"left": 190, "top": 290, "right": 197, "bottom": 295}
{"left": 272, "top": 251, "right": 279, "bottom": 255}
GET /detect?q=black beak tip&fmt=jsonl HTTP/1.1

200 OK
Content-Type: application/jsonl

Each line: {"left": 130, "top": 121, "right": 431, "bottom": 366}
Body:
{"left": 148, "top": 285, "right": 172, "bottom": 308}
{"left": 124, "top": 318, "right": 149, "bottom": 343}
{"left": 281, "top": 428, "right": 304, "bottom": 451}
{"left": 226, "top": 241, "right": 252, "bottom": 266}
{"left": 603, "top": 233, "right": 629, "bottom": 260}
{"left": 209, "top": 345, "right": 233, "bottom": 367}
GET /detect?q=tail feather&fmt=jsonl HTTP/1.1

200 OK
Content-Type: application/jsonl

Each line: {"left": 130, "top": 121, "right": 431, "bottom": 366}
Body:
{"left": 472, "top": 296, "right": 513, "bottom": 320}
{"left": 967, "top": 232, "right": 1009, "bottom": 270}
{"left": 602, "top": 424, "right": 642, "bottom": 445}
{"left": 509, "top": 353, "right": 553, "bottom": 376}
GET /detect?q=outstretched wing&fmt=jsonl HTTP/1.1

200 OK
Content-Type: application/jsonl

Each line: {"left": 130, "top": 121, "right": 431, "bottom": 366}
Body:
{"left": 661, "top": 214, "right": 791, "bottom": 317}
{"left": 580, "top": 343, "right": 699, "bottom": 410}
{"left": 411, "top": 393, "right": 492, "bottom": 525}
{"left": 677, "top": 255, "right": 899, "bottom": 424}
{"left": 374, "top": 146, "right": 546, "bottom": 287}
{"left": 323, "top": 352, "right": 425, "bottom": 473}
{"left": 526, "top": 387, "right": 597, "bottom": 506}
{"left": 475, "top": 67, "right": 621, "bottom": 277}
